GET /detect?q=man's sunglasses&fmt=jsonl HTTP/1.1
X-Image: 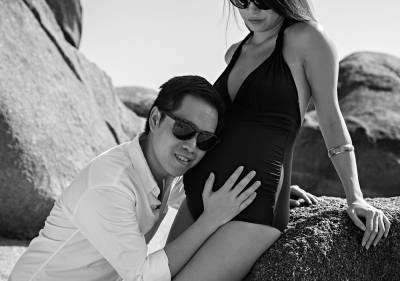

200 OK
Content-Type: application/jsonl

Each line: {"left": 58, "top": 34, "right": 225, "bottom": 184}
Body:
{"left": 230, "top": 0, "right": 272, "bottom": 10}
{"left": 161, "top": 111, "right": 219, "bottom": 151}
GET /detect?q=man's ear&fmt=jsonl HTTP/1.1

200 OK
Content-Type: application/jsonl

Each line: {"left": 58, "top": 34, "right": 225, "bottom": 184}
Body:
{"left": 149, "top": 106, "right": 162, "bottom": 132}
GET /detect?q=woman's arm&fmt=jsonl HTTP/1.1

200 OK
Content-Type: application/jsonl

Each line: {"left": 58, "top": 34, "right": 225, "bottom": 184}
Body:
{"left": 294, "top": 22, "right": 390, "bottom": 249}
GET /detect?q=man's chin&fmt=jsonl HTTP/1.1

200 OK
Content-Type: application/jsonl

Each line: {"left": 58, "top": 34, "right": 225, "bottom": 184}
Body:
{"left": 171, "top": 164, "right": 193, "bottom": 177}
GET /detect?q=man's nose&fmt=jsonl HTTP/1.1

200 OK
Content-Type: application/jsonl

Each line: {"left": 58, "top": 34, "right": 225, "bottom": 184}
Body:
{"left": 182, "top": 135, "right": 197, "bottom": 152}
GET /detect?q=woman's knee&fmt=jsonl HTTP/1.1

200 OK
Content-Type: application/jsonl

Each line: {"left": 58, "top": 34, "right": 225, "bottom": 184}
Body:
{"left": 223, "top": 220, "right": 281, "bottom": 248}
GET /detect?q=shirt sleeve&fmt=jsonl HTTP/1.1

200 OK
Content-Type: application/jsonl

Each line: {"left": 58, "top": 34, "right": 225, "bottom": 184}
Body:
{"left": 71, "top": 186, "right": 171, "bottom": 281}
{"left": 167, "top": 177, "right": 186, "bottom": 210}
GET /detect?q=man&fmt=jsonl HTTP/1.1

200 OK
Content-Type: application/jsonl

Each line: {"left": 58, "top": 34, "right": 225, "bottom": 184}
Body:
{"left": 10, "top": 75, "right": 317, "bottom": 281}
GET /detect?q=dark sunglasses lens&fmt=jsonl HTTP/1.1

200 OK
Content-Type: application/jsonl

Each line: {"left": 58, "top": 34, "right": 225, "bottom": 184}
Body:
{"left": 231, "top": 0, "right": 271, "bottom": 10}
{"left": 172, "top": 121, "right": 196, "bottom": 140}
{"left": 254, "top": 0, "right": 271, "bottom": 10}
{"left": 197, "top": 134, "right": 219, "bottom": 151}
{"left": 230, "top": 0, "right": 249, "bottom": 9}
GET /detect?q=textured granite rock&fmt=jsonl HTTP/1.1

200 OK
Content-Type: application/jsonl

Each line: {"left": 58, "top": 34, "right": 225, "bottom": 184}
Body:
{"left": 0, "top": 0, "right": 142, "bottom": 239}
{"left": 116, "top": 86, "right": 158, "bottom": 118}
{"left": 246, "top": 197, "right": 400, "bottom": 281}
{"left": 292, "top": 52, "right": 400, "bottom": 198}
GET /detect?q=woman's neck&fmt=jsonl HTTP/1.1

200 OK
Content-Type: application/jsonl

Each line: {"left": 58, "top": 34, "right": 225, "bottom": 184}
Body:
{"left": 251, "top": 17, "right": 284, "bottom": 45}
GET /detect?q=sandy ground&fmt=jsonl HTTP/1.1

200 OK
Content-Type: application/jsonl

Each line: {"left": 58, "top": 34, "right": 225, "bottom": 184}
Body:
{"left": 0, "top": 208, "right": 177, "bottom": 281}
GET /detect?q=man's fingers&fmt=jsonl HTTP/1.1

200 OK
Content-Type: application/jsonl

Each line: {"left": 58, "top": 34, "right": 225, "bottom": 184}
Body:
{"left": 239, "top": 192, "right": 257, "bottom": 211}
{"left": 236, "top": 181, "right": 261, "bottom": 203}
{"left": 221, "top": 166, "right": 244, "bottom": 191}
{"left": 231, "top": 170, "right": 257, "bottom": 196}
{"left": 202, "top": 173, "right": 215, "bottom": 198}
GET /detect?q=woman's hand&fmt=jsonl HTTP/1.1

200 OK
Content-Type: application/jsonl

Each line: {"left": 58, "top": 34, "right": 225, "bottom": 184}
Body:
{"left": 347, "top": 199, "right": 391, "bottom": 249}
{"left": 201, "top": 166, "right": 261, "bottom": 227}
{"left": 289, "top": 185, "right": 319, "bottom": 207}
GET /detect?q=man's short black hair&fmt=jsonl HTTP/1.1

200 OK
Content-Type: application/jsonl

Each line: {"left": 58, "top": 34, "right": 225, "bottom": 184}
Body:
{"left": 144, "top": 75, "right": 225, "bottom": 135}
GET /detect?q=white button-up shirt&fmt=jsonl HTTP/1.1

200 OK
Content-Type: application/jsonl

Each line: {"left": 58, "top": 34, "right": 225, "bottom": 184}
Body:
{"left": 10, "top": 136, "right": 183, "bottom": 281}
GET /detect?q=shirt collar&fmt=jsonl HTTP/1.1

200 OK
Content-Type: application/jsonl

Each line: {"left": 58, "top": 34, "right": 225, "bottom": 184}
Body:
{"left": 126, "top": 134, "right": 161, "bottom": 197}
{"left": 126, "top": 134, "right": 178, "bottom": 199}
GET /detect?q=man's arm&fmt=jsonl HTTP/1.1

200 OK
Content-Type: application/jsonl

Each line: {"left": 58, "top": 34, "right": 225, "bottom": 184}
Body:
{"left": 72, "top": 186, "right": 170, "bottom": 281}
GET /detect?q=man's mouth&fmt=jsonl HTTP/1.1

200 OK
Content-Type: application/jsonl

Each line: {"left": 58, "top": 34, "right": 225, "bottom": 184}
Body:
{"left": 175, "top": 153, "right": 192, "bottom": 165}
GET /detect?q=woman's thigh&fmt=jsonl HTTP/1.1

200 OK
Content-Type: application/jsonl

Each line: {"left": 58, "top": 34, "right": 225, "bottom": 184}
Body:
{"left": 173, "top": 221, "right": 281, "bottom": 281}
{"left": 167, "top": 198, "right": 195, "bottom": 243}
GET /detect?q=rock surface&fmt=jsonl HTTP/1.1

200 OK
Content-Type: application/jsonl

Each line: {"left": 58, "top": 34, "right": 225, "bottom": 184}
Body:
{"left": 246, "top": 197, "right": 400, "bottom": 281}
{"left": 44, "top": 0, "right": 82, "bottom": 48}
{"left": 0, "top": 0, "right": 142, "bottom": 239}
{"left": 292, "top": 52, "right": 400, "bottom": 198}
{"left": 116, "top": 86, "right": 158, "bottom": 118}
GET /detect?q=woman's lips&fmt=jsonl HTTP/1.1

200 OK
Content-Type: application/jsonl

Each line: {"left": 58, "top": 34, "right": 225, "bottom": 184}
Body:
{"left": 248, "top": 19, "right": 263, "bottom": 25}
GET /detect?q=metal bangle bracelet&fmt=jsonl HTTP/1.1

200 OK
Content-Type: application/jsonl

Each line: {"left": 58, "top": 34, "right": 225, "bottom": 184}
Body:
{"left": 327, "top": 144, "right": 354, "bottom": 158}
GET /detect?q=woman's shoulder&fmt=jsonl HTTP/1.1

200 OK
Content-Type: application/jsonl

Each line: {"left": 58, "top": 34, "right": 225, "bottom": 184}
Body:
{"left": 284, "top": 20, "right": 336, "bottom": 59}
{"left": 285, "top": 20, "right": 324, "bottom": 42}
{"left": 225, "top": 41, "right": 241, "bottom": 64}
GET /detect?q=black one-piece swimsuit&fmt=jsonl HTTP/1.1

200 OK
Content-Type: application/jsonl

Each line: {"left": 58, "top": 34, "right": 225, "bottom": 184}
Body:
{"left": 184, "top": 19, "right": 301, "bottom": 232}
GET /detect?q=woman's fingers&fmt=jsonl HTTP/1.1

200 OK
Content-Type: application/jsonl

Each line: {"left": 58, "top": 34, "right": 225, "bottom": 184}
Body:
{"left": 383, "top": 215, "right": 391, "bottom": 238}
{"left": 290, "top": 198, "right": 301, "bottom": 207}
{"left": 373, "top": 214, "right": 386, "bottom": 247}
{"left": 365, "top": 212, "right": 379, "bottom": 249}
{"left": 347, "top": 207, "right": 366, "bottom": 231}
{"left": 220, "top": 166, "right": 244, "bottom": 191}
{"left": 348, "top": 201, "right": 391, "bottom": 249}
{"left": 230, "top": 170, "right": 257, "bottom": 196}
{"left": 308, "top": 193, "right": 320, "bottom": 204}
{"left": 290, "top": 185, "right": 319, "bottom": 205}
{"left": 361, "top": 210, "right": 374, "bottom": 247}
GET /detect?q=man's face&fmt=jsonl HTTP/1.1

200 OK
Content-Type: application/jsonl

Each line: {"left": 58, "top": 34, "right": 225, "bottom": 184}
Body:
{"left": 151, "top": 95, "right": 218, "bottom": 178}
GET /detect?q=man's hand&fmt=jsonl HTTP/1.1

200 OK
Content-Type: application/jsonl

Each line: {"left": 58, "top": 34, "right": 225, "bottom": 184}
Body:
{"left": 289, "top": 185, "right": 319, "bottom": 208}
{"left": 202, "top": 166, "right": 261, "bottom": 227}
{"left": 347, "top": 199, "right": 391, "bottom": 249}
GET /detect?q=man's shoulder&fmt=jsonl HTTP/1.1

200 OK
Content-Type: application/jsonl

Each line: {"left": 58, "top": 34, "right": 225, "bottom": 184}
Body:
{"left": 86, "top": 142, "right": 136, "bottom": 187}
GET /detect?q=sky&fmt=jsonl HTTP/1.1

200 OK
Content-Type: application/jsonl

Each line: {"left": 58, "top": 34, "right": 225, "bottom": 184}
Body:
{"left": 80, "top": 0, "right": 400, "bottom": 89}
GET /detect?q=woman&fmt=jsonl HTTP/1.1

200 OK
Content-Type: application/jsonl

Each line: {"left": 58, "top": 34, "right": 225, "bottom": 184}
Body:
{"left": 168, "top": 1, "right": 391, "bottom": 280}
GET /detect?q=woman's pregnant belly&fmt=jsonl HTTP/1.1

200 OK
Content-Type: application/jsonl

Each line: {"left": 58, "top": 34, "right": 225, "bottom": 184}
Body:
{"left": 183, "top": 115, "right": 291, "bottom": 219}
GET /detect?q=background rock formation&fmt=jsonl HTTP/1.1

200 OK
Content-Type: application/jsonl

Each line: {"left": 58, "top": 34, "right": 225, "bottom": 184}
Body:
{"left": 292, "top": 52, "right": 400, "bottom": 198}
{"left": 44, "top": 0, "right": 82, "bottom": 47}
{"left": 116, "top": 86, "right": 158, "bottom": 118}
{"left": 0, "top": 0, "right": 143, "bottom": 239}
{"left": 245, "top": 197, "right": 400, "bottom": 281}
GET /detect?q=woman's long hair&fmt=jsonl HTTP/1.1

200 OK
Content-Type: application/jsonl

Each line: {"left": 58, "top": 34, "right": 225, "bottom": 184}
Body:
{"left": 267, "top": 0, "right": 315, "bottom": 21}
{"left": 225, "top": 0, "right": 316, "bottom": 23}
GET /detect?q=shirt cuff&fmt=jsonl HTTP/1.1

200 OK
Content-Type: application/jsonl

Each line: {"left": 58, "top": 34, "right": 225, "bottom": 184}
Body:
{"left": 143, "top": 249, "right": 171, "bottom": 281}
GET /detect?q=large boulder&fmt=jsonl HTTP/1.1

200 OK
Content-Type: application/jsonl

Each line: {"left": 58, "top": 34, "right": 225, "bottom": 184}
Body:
{"left": 246, "top": 197, "right": 400, "bottom": 281}
{"left": 116, "top": 86, "right": 158, "bottom": 118}
{"left": 0, "top": 0, "right": 142, "bottom": 239}
{"left": 44, "top": 0, "right": 82, "bottom": 48}
{"left": 292, "top": 52, "right": 400, "bottom": 198}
